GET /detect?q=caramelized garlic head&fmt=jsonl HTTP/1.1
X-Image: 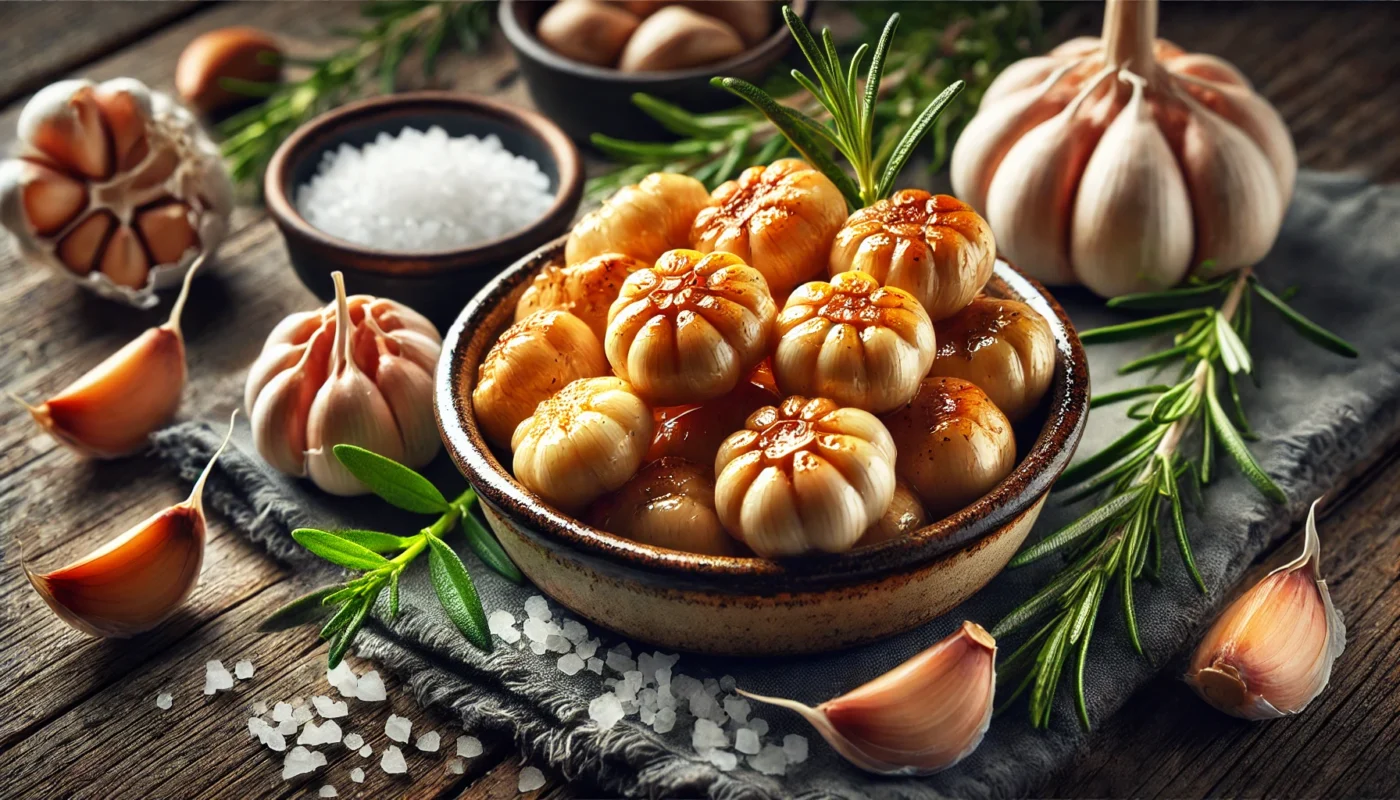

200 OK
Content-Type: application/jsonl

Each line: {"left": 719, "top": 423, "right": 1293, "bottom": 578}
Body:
{"left": 774, "top": 271, "right": 935, "bottom": 414}
{"left": 829, "top": 190, "right": 995, "bottom": 321}
{"left": 566, "top": 172, "right": 709, "bottom": 266}
{"left": 472, "top": 309, "right": 607, "bottom": 450}
{"left": 515, "top": 252, "right": 648, "bottom": 341}
{"left": 648, "top": 361, "right": 780, "bottom": 468}
{"left": 692, "top": 158, "right": 848, "bottom": 296}
{"left": 587, "top": 457, "right": 738, "bottom": 556}
{"left": 881, "top": 377, "right": 1015, "bottom": 519}
{"left": 931, "top": 297, "right": 1056, "bottom": 423}
{"left": 715, "top": 396, "right": 896, "bottom": 556}
{"left": 606, "top": 249, "right": 777, "bottom": 406}
{"left": 857, "top": 481, "right": 927, "bottom": 548}
{"left": 512, "top": 376, "right": 652, "bottom": 510}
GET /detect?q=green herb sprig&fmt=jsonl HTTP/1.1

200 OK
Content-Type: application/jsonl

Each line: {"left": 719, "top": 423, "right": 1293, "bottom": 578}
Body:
{"left": 993, "top": 267, "right": 1356, "bottom": 730}
{"left": 260, "top": 444, "right": 522, "bottom": 668}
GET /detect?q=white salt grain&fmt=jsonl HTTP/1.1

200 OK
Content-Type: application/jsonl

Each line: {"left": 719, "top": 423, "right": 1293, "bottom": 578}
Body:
{"left": 272, "top": 702, "right": 294, "bottom": 723}
{"left": 544, "top": 633, "right": 572, "bottom": 654}
{"left": 350, "top": 767, "right": 366, "bottom": 783}
{"left": 588, "top": 693, "right": 625, "bottom": 730}
{"left": 298, "top": 720, "right": 342, "bottom": 747}
{"left": 381, "top": 744, "right": 408, "bottom": 775}
{"left": 748, "top": 744, "right": 788, "bottom": 776}
{"left": 385, "top": 714, "right": 412, "bottom": 743}
{"left": 653, "top": 707, "right": 676, "bottom": 734}
{"left": 203, "top": 660, "right": 234, "bottom": 695}
{"left": 689, "top": 691, "right": 721, "bottom": 722}
{"left": 234, "top": 660, "right": 255, "bottom": 680}
{"left": 523, "top": 595, "right": 552, "bottom": 622}
{"left": 282, "top": 746, "right": 326, "bottom": 779}
{"left": 277, "top": 719, "right": 298, "bottom": 736}
{"left": 359, "top": 745, "right": 373, "bottom": 757}
{"left": 488, "top": 610, "right": 521, "bottom": 644}
{"left": 357, "top": 670, "right": 387, "bottom": 702}
{"left": 293, "top": 705, "right": 315, "bottom": 724}
{"left": 318, "top": 785, "right": 337, "bottom": 797}
{"left": 575, "top": 638, "right": 599, "bottom": 660}
{"left": 705, "top": 749, "right": 738, "bottom": 771}
{"left": 586, "top": 658, "right": 604, "bottom": 675}
{"left": 155, "top": 692, "right": 173, "bottom": 710}
{"left": 448, "top": 758, "right": 466, "bottom": 775}
{"left": 747, "top": 717, "right": 769, "bottom": 737}
{"left": 691, "top": 718, "right": 728, "bottom": 751}
{"left": 722, "top": 696, "right": 751, "bottom": 724}
{"left": 518, "top": 766, "right": 546, "bottom": 793}
{"left": 343, "top": 732, "right": 364, "bottom": 750}
{"left": 561, "top": 620, "right": 589, "bottom": 643}
{"left": 671, "top": 675, "right": 703, "bottom": 701}
{"left": 735, "top": 728, "right": 761, "bottom": 755}
{"left": 529, "top": 640, "right": 548, "bottom": 656}
{"left": 557, "top": 653, "right": 585, "bottom": 676}
{"left": 416, "top": 731, "right": 441, "bottom": 752}
{"left": 782, "top": 734, "right": 809, "bottom": 764}
{"left": 252, "top": 700, "right": 268, "bottom": 715}
{"left": 312, "top": 695, "right": 348, "bottom": 719}
{"left": 605, "top": 650, "right": 637, "bottom": 674}
{"left": 457, "top": 735, "right": 483, "bottom": 758}
{"left": 327, "top": 662, "right": 359, "bottom": 698}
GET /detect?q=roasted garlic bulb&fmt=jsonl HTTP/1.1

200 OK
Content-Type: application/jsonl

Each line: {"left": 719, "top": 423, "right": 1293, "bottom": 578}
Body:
{"left": 715, "top": 396, "right": 896, "bottom": 556}
{"left": 606, "top": 249, "right": 776, "bottom": 406}
{"left": 587, "top": 457, "right": 738, "bottom": 556}
{"left": 774, "top": 271, "right": 935, "bottom": 414}
{"left": 512, "top": 377, "right": 652, "bottom": 510}
{"left": 931, "top": 297, "right": 1056, "bottom": 423}
{"left": 692, "top": 158, "right": 847, "bottom": 296}
{"left": 514, "top": 253, "right": 647, "bottom": 341}
{"left": 882, "top": 378, "right": 1016, "bottom": 519}
{"left": 472, "top": 309, "right": 608, "bottom": 450}
{"left": 648, "top": 361, "right": 780, "bottom": 468}
{"left": 858, "top": 482, "right": 927, "bottom": 548}
{"left": 829, "top": 190, "right": 995, "bottom": 321}
{"left": 566, "top": 172, "right": 709, "bottom": 266}
{"left": 0, "top": 77, "right": 231, "bottom": 308}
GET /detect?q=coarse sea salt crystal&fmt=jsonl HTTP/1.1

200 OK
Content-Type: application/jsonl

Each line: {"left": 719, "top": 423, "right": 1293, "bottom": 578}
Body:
{"left": 277, "top": 719, "right": 298, "bottom": 736}
{"left": 653, "top": 707, "right": 676, "bottom": 734}
{"left": 448, "top": 758, "right": 465, "bottom": 775}
{"left": 416, "top": 731, "right": 440, "bottom": 752}
{"left": 458, "top": 735, "right": 483, "bottom": 758}
{"left": 588, "top": 693, "right": 625, "bottom": 730}
{"left": 691, "top": 718, "right": 728, "bottom": 751}
{"left": 343, "top": 732, "right": 364, "bottom": 750}
{"left": 747, "top": 717, "right": 769, "bottom": 737}
{"left": 234, "top": 660, "right": 255, "bottom": 680}
{"left": 357, "top": 670, "right": 387, "bottom": 702}
{"left": 293, "top": 705, "right": 315, "bottom": 724}
{"left": 557, "top": 653, "right": 585, "bottom": 676}
{"left": 351, "top": 766, "right": 366, "bottom": 783}
{"left": 488, "top": 610, "right": 521, "bottom": 644}
{"left": 328, "top": 662, "right": 359, "bottom": 698}
{"left": 319, "top": 785, "right": 337, "bottom": 797}
{"left": 689, "top": 691, "right": 722, "bottom": 722}
{"left": 575, "top": 638, "right": 599, "bottom": 660}
{"left": 749, "top": 744, "right": 787, "bottom": 776}
{"left": 605, "top": 651, "right": 637, "bottom": 675}
{"left": 671, "top": 675, "right": 702, "bottom": 700}
{"left": 722, "top": 696, "right": 751, "bottom": 724}
{"left": 385, "top": 714, "right": 412, "bottom": 743}
{"left": 381, "top": 745, "right": 408, "bottom": 775}
{"left": 359, "top": 745, "right": 373, "bottom": 758}
{"left": 156, "top": 692, "right": 173, "bottom": 710}
{"left": 705, "top": 749, "right": 738, "bottom": 771}
{"left": 545, "top": 633, "right": 571, "bottom": 654}
{"left": 313, "top": 695, "right": 349, "bottom": 719}
{"left": 282, "top": 746, "right": 326, "bottom": 779}
{"left": 518, "top": 766, "right": 546, "bottom": 793}
{"left": 735, "top": 728, "right": 761, "bottom": 755}
{"left": 782, "top": 734, "right": 809, "bottom": 764}
{"left": 203, "top": 660, "right": 234, "bottom": 695}
{"left": 252, "top": 700, "right": 268, "bottom": 715}
{"left": 524, "top": 595, "right": 551, "bottom": 622}
{"left": 587, "top": 658, "right": 604, "bottom": 675}
{"left": 298, "top": 720, "right": 342, "bottom": 746}
{"left": 562, "top": 620, "right": 589, "bottom": 643}
{"left": 272, "top": 702, "right": 294, "bottom": 723}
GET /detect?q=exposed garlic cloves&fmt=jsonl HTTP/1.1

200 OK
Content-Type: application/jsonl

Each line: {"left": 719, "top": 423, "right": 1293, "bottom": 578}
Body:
{"left": 741, "top": 621, "right": 997, "bottom": 775}
{"left": 25, "top": 411, "right": 236, "bottom": 638}
{"left": 1185, "top": 500, "right": 1346, "bottom": 720}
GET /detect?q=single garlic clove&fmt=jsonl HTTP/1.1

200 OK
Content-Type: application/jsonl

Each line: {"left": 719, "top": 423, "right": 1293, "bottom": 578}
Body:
{"left": 17, "top": 80, "right": 112, "bottom": 180}
{"left": 1170, "top": 69, "right": 1297, "bottom": 208}
{"left": 25, "top": 411, "right": 235, "bottom": 637}
{"left": 647, "top": 362, "right": 779, "bottom": 467}
{"left": 515, "top": 253, "right": 649, "bottom": 343}
{"left": 587, "top": 457, "right": 740, "bottom": 556}
{"left": 56, "top": 210, "right": 115, "bottom": 275}
{"left": 566, "top": 172, "right": 710, "bottom": 267}
{"left": 0, "top": 158, "right": 88, "bottom": 236}
{"left": 979, "top": 55, "right": 1066, "bottom": 107}
{"left": 249, "top": 345, "right": 322, "bottom": 477}
{"left": 136, "top": 201, "right": 200, "bottom": 266}
{"left": 1185, "top": 500, "right": 1345, "bottom": 720}
{"left": 617, "top": 5, "right": 745, "bottom": 73}
{"left": 930, "top": 296, "right": 1056, "bottom": 423}
{"left": 536, "top": 0, "right": 640, "bottom": 68}
{"left": 375, "top": 354, "right": 440, "bottom": 469}
{"left": 93, "top": 79, "right": 153, "bottom": 171}
{"left": 857, "top": 481, "right": 927, "bottom": 548}
{"left": 242, "top": 311, "right": 323, "bottom": 412}
{"left": 99, "top": 225, "right": 151, "bottom": 289}
{"left": 741, "top": 621, "right": 996, "bottom": 775}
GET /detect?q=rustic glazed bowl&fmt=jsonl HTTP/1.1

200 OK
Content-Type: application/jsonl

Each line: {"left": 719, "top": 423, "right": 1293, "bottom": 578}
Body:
{"left": 265, "top": 91, "right": 583, "bottom": 325}
{"left": 436, "top": 237, "right": 1089, "bottom": 655}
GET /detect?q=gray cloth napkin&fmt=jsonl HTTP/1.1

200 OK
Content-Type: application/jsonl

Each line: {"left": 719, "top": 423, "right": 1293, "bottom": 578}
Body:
{"left": 154, "top": 172, "right": 1400, "bottom": 800}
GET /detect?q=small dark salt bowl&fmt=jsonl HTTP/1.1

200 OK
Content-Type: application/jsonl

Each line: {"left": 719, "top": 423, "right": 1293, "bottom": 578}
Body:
{"left": 265, "top": 91, "right": 583, "bottom": 325}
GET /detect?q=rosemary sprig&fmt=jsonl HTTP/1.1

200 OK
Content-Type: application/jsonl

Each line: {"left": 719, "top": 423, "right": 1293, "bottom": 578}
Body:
{"left": 219, "top": 0, "right": 492, "bottom": 186}
{"left": 994, "top": 267, "right": 1357, "bottom": 729}
{"left": 260, "top": 444, "right": 522, "bottom": 668}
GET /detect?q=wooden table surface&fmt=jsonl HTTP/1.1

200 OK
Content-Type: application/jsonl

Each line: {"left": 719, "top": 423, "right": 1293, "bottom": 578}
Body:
{"left": 2, "top": 3, "right": 1398, "bottom": 798}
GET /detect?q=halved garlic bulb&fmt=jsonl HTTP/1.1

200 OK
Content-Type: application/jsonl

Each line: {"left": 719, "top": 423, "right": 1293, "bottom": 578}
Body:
{"left": 714, "top": 396, "right": 896, "bottom": 556}
{"left": 605, "top": 249, "right": 776, "bottom": 406}
{"left": 774, "top": 271, "right": 935, "bottom": 414}
{"left": 691, "top": 158, "right": 848, "bottom": 297}
{"left": 857, "top": 482, "right": 927, "bottom": 548}
{"left": 828, "top": 190, "right": 996, "bottom": 321}
{"left": 25, "top": 411, "right": 235, "bottom": 638}
{"left": 586, "top": 457, "right": 738, "bottom": 556}
{"left": 647, "top": 361, "right": 780, "bottom": 468}
{"left": 514, "top": 252, "right": 648, "bottom": 341}
{"left": 0, "top": 77, "right": 231, "bottom": 308}
{"left": 930, "top": 296, "right": 1056, "bottom": 422}
{"left": 881, "top": 377, "right": 1016, "bottom": 519}
{"left": 473, "top": 309, "right": 608, "bottom": 449}
{"left": 512, "top": 376, "right": 652, "bottom": 510}
{"left": 565, "top": 172, "right": 709, "bottom": 266}
{"left": 1185, "top": 500, "right": 1345, "bottom": 720}
{"left": 741, "top": 621, "right": 996, "bottom": 775}
{"left": 244, "top": 272, "right": 442, "bottom": 495}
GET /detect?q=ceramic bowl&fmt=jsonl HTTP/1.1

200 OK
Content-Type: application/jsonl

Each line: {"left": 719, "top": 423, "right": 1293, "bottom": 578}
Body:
{"left": 436, "top": 237, "right": 1089, "bottom": 655}
{"left": 265, "top": 91, "right": 583, "bottom": 325}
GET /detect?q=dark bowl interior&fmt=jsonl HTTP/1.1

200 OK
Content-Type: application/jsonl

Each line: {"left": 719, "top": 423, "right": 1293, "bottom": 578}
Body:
{"left": 265, "top": 91, "right": 583, "bottom": 326}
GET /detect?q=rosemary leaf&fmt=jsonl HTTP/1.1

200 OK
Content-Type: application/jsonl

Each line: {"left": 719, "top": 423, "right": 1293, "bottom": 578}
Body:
{"left": 1090, "top": 384, "right": 1171, "bottom": 408}
{"left": 1206, "top": 389, "right": 1286, "bottom": 503}
{"left": 1011, "top": 489, "right": 1144, "bottom": 566}
{"left": 1251, "top": 280, "right": 1359, "bottom": 358}
{"left": 1079, "top": 308, "right": 1209, "bottom": 344}
{"left": 1105, "top": 278, "right": 1232, "bottom": 309}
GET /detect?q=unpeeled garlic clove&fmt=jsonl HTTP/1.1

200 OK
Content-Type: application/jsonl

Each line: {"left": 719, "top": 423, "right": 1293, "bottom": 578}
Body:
{"left": 1185, "top": 500, "right": 1346, "bottom": 720}
{"left": 618, "top": 5, "right": 745, "bottom": 73}
{"left": 741, "top": 621, "right": 996, "bottom": 775}
{"left": 566, "top": 172, "right": 710, "bottom": 267}
{"left": 587, "top": 457, "right": 739, "bottom": 556}
{"left": 25, "top": 411, "right": 236, "bottom": 638}
{"left": 536, "top": 0, "right": 640, "bottom": 68}
{"left": 18, "top": 80, "right": 112, "bottom": 180}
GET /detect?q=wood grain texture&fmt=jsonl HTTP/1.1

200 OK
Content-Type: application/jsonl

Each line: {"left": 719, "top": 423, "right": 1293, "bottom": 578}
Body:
{"left": 0, "top": 2, "right": 1395, "bottom": 799}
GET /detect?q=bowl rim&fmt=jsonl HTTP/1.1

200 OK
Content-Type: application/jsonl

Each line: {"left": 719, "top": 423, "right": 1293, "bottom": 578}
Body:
{"left": 436, "top": 235, "right": 1091, "bottom": 592}
{"left": 498, "top": 0, "right": 811, "bottom": 83}
{"left": 264, "top": 90, "right": 584, "bottom": 273}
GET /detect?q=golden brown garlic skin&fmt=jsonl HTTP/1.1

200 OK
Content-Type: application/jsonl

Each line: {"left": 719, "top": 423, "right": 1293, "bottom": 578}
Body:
{"left": 692, "top": 158, "right": 848, "bottom": 297}
{"left": 472, "top": 309, "right": 607, "bottom": 450}
{"left": 715, "top": 396, "right": 896, "bottom": 557}
{"left": 774, "top": 271, "right": 935, "bottom": 414}
{"left": 512, "top": 376, "right": 653, "bottom": 511}
{"left": 515, "top": 252, "right": 647, "bottom": 342}
{"left": 647, "top": 361, "right": 780, "bottom": 468}
{"left": 587, "top": 457, "right": 738, "bottom": 556}
{"left": 829, "top": 190, "right": 995, "bottom": 321}
{"left": 882, "top": 377, "right": 1016, "bottom": 519}
{"left": 606, "top": 249, "right": 776, "bottom": 406}
{"left": 536, "top": 0, "right": 640, "bottom": 68}
{"left": 857, "top": 482, "right": 927, "bottom": 548}
{"left": 931, "top": 296, "right": 1055, "bottom": 423}
{"left": 566, "top": 172, "right": 709, "bottom": 266}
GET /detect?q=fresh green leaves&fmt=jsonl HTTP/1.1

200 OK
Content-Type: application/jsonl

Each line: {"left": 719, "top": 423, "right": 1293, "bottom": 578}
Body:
{"left": 1251, "top": 279, "right": 1359, "bottom": 358}
{"left": 293, "top": 528, "right": 393, "bottom": 571}
{"left": 426, "top": 535, "right": 492, "bottom": 651}
{"left": 333, "top": 445, "right": 450, "bottom": 513}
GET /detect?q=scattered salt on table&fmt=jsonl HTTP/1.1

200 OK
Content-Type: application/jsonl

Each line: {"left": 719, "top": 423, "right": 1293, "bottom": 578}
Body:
{"left": 557, "top": 653, "right": 585, "bottom": 676}
{"left": 343, "top": 732, "right": 364, "bottom": 750}
{"left": 586, "top": 658, "right": 604, "bottom": 675}
{"left": 234, "top": 660, "right": 255, "bottom": 680}
{"left": 155, "top": 691, "right": 173, "bottom": 710}
{"left": 748, "top": 744, "right": 788, "bottom": 776}
{"left": 312, "top": 695, "right": 348, "bottom": 719}
{"left": 380, "top": 745, "right": 408, "bottom": 775}
{"left": 293, "top": 705, "right": 315, "bottom": 724}
{"left": 203, "top": 660, "right": 234, "bottom": 695}
{"left": 385, "top": 714, "right": 412, "bottom": 743}
{"left": 488, "top": 610, "right": 521, "bottom": 644}
{"left": 691, "top": 718, "right": 728, "bottom": 751}
{"left": 281, "top": 746, "right": 326, "bottom": 779}
{"left": 734, "top": 728, "right": 761, "bottom": 755}
{"left": 518, "top": 766, "right": 546, "bottom": 793}
{"left": 705, "top": 750, "right": 738, "bottom": 771}
{"left": 523, "top": 595, "right": 552, "bottom": 622}
{"left": 272, "top": 702, "right": 294, "bottom": 723}
{"left": 327, "top": 662, "right": 359, "bottom": 698}
{"left": 457, "top": 735, "right": 483, "bottom": 758}
{"left": 416, "top": 731, "right": 440, "bottom": 752}
{"left": 561, "top": 620, "right": 589, "bottom": 643}
{"left": 588, "top": 694, "right": 624, "bottom": 730}
{"left": 722, "top": 696, "right": 750, "bottom": 724}
{"left": 448, "top": 758, "right": 466, "bottom": 775}
{"left": 318, "top": 785, "right": 337, "bottom": 797}
{"left": 782, "top": 734, "right": 809, "bottom": 764}
{"left": 357, "top": 670, "right": 387, "bottom": 702}
{"left": 350, "top": 767, "right": 365, "bottom": 783}
{"left": 297, "top": 720, "right": 342, "bottom": 747}
{"left": 359, "top": 745, "right": 373, "bottom": 758}
{"left": 575, "top": 638, "right": 599, "bottom": 660}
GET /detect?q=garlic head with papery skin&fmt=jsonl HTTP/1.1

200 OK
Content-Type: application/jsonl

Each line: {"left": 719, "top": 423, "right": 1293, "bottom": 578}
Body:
{"left": 741, "top": 621, "right": 996, "bottom": 775}
{"left": 930, "top": 296, "right": 1055, "bottom": 423}
{"left": 950, "top": 0, "right": 1295, "bottom": 296}
{"left": 692, "top": 158, "right": 848, "bottom": 297}
{"left": 1186, "top": 500, "right": 1345, "bottom": 720}
{"left": 25, "top": 411, "right": 235, "bottom": 638}
{"left": 515, "top": 252, "right": 648, "bottom": 342}
{"left": 647, "top": 361, "right": 780, "bottom": 468}
{"left": 587, "top": 457, "right": 738, "bottom": 556}
{"left": 512, "top": 376, "right": 653, "bottom": 511}
{"left": 714, "top": 395, "right": 896, "bottom": 556}
{"left": 828, "top": 190, "right": 995, "bottom": 322}
{"left": 244, "top": 272, "right": 442, "bottom": 495}
{"left": 566, "top": 172, "right": 709, "bottom": 267}
{"left": 606, "top": 249, "right": 776, "bottom": 406}
{"left": 774, "top": 270, "right": 935, "bottom": 414}
{"left": 0, "top": 77, "right": 231, "bottom": 307}
{"left": 881, "top": 377, "right": 1015, "bottom": 519}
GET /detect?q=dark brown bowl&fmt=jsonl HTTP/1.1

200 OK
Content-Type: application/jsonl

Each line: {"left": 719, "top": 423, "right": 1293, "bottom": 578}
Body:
{"left": 265, "top": 91, "right": 583, "bottom": 325}
{"left": 500, "top": 0, "right": 813, "bottom": 143}
{"left": 435, "top": 236, "right": 1090, "bottom": 655}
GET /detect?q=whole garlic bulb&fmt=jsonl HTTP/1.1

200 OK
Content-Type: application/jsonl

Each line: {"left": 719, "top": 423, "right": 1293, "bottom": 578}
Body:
{"left": 566, "top": 172, "right": 709, "bottom": 267}
{"left": 930, "top": 296, "right": 1056, "bottom": 423}
{"left": 949, "top": 0, "right": 1295, "bottom": 296}
{"left": 648, "top": 361, "right": 779, "bottom": 468}
{"left": 514, "top": 252, "right": 648, "bottom": 342}
{"left": 244, "top": 271, "right": 442, "bottom": 495}
{"left": 587, "top": 457, "right": 738, "bottom": 556}
{"left": 0, "top": 78, "right": 232, "bottom": 308}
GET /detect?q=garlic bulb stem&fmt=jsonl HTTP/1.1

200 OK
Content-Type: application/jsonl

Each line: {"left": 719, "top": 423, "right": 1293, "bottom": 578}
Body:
{"left": 164, "top": 251, "right": 203, "bottom": 339}
{"left": 330, "top": 271, "right": 351, "bottom": 376}
{"left": 1102, "top": 0, "right": 1157, "bottom": 75}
